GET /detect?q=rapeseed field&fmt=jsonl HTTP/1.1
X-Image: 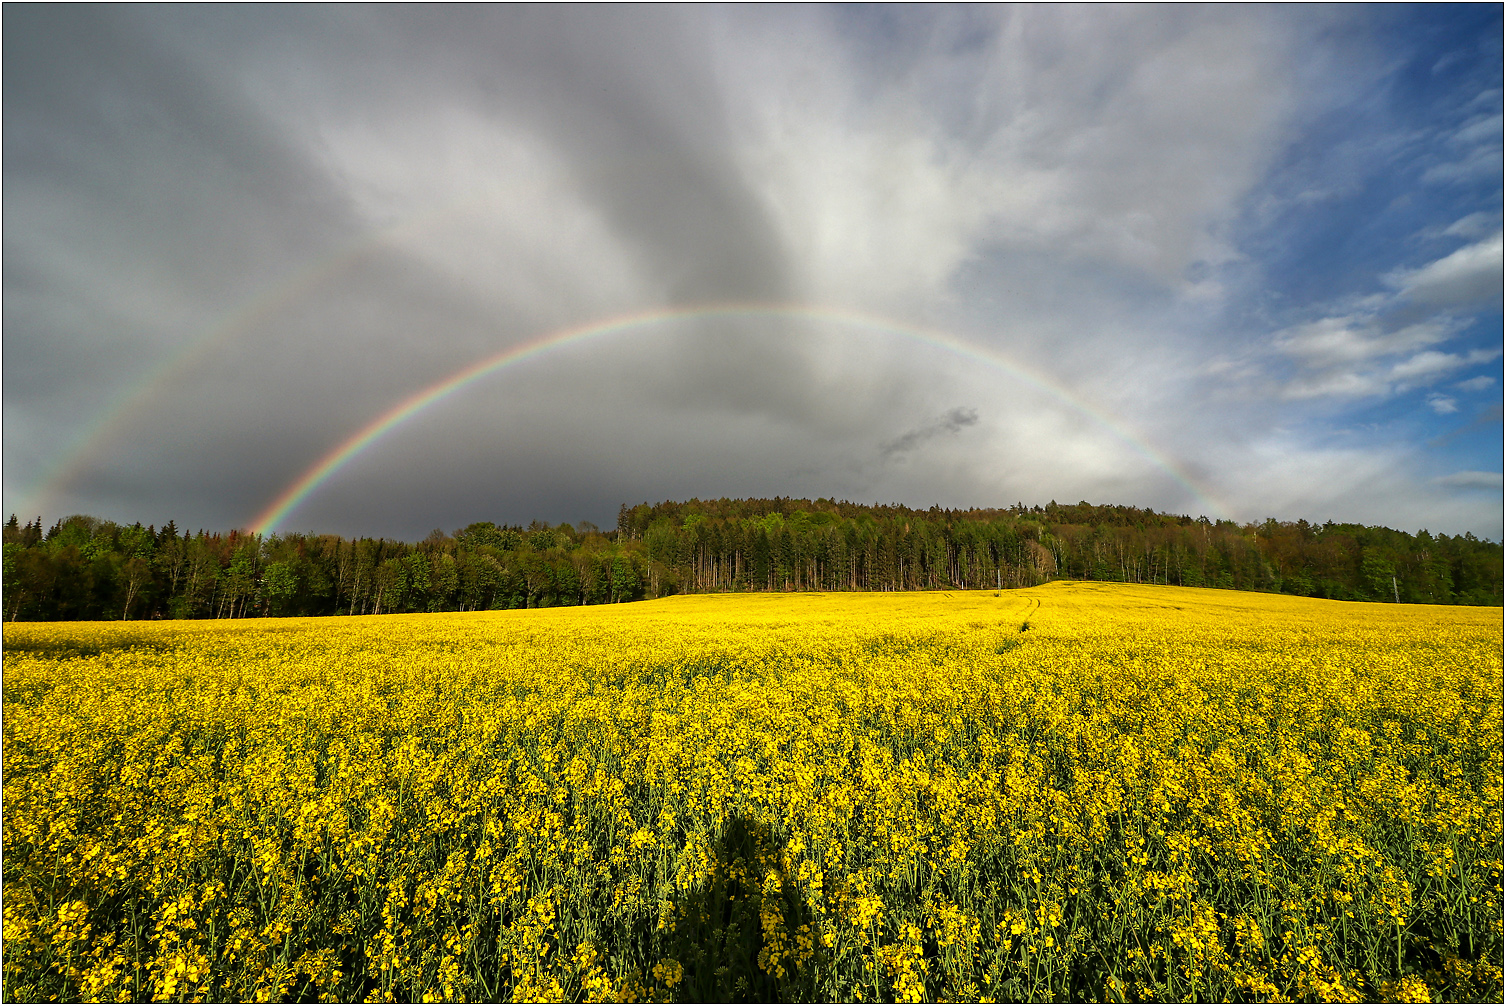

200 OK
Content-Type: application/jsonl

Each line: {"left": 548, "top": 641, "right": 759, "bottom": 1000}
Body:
{"left": 3, "top": 582, "right": 1501, "bottom": 1002}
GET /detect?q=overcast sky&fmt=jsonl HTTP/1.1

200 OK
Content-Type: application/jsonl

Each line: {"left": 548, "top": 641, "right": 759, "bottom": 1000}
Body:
{"left": 5, "top": 4, "right": 1502, "bottom": 539}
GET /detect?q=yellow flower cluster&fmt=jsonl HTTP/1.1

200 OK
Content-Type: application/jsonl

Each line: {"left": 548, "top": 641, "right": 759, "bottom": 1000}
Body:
{"left": 3, "top": 582, "right": 1501, "bottom": 1002}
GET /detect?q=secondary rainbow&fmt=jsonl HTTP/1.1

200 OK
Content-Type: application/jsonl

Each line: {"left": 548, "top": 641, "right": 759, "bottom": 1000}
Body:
{"left": 17, "top": 199, "right": 489, "bottom": 522}
{"left": 250, "top": 303, "right": 1230, "bottom": 535}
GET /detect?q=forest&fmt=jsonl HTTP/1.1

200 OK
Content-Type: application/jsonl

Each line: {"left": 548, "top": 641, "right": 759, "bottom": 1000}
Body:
{"left": 3, "top": 497, "right": 1500, "bottom": 621}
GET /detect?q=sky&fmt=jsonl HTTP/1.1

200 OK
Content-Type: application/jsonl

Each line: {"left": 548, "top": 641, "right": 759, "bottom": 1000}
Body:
{"left": 4, "top": 4, "right": 1502, "bottom": 540}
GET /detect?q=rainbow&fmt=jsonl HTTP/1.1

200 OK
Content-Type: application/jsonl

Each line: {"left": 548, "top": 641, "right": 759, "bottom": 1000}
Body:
{"left": 249, "top": 303, "right": 1229, "bottom": 535}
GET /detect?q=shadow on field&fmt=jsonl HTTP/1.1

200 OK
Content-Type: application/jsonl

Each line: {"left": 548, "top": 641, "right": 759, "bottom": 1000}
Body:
{"left": 635, "top": 816, "right": 829, "bottom": 1003}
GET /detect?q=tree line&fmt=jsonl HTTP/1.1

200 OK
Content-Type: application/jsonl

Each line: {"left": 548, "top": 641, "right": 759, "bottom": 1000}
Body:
{"left": 2, "top": 497, "right": 1500, "bottom": 621}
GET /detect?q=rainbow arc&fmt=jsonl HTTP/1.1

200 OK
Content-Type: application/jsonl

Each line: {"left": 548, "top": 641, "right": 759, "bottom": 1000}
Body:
{"left": 248, "top": 303, "right": 1229, "bottom": 535}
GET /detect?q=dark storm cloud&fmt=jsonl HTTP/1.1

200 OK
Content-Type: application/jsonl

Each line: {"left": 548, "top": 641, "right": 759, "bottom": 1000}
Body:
{"left": 357, "top": 5, "right": 793, "bottom": 304}
{"left": 1, "top": 4, "right": 370, "bottom": 438}
{"left": 4, "top": 5, "right": 1501, "bottom": 538}
{"left": 880, "top": 407, "right": 980, "bottom": 459}
{"left": 318, "top": 7, "right": 822, "bottom": 435}
{"left": 3, "top": 6, "right": 358, "bottom": 289}
{"left": 4, "top": 4, "right": 808, "bottom": 532}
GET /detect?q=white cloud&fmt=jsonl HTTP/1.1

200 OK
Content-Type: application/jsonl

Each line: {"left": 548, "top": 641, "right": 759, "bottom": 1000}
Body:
{"left": 723, "top": 4, "right": 1316, "bottom": 311}
{"left": 1434, "top": 470, "right": 1504, "bottom": 490}
{"left": 1253, "top": 92, "right": 1506, "bottom": 453}
{"left": 1390, "top": 348, "right": 1496, "bottom": 385}
{"left": 1451, "top": 110, "right": 1503, "bottom": 148}
{"left": 1271, "top": 333, "right": 1496, "bottom": 400}
{"left": 1272, "top": 315, "right": 1451, "bottom": 367}
{"left": 1280, "top": 370, "right": 1388, "bottom": 400}
{"left": 1267, "top": 314, "right": 1482, "bottom": 399}
{"left": 1385, "top": 232, "right": 1504, "bottom": 308}
{"left": 1441, "top": 211, "right": 1498, "bottom": 240}
{"left": 1210, "top": 439, "right": 1503, "bottom": 535}
{"left": 1422, "top": 109, "right": 1504, "bottom": 185}
{"left": 1266, "top": 223, "right": 1501, "bottom": 403}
